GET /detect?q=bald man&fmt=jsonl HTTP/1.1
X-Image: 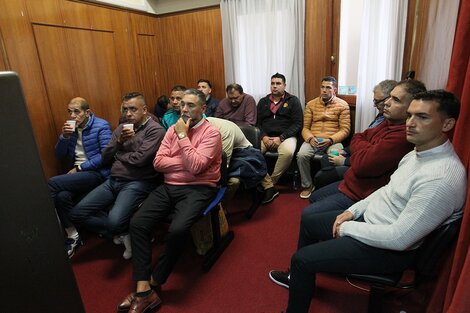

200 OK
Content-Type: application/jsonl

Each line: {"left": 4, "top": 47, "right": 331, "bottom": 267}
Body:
{"left": 48, "top": 97, "right": 112, "bottom": 258}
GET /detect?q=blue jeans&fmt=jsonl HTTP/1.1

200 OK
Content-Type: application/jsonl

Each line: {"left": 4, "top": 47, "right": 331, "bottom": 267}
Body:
{"left": 301, "top": 180, "right": 356, "bottom": 219}
{"left": 287, "top": 211, "right": 415, "bottom": 313}
{"left": 70, "top": 177, "right": 157, "bottom": 238}
{"left": 48, "top": 171, "right": 104, "bottom": 228}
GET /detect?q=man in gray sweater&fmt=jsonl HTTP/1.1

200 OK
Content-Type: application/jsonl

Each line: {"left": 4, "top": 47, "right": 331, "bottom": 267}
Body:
{"left": 70, "top": 92, "right": 165, "bottom": 259}
{"left": 269, "top": 90, "right": 467, "bottom": 313}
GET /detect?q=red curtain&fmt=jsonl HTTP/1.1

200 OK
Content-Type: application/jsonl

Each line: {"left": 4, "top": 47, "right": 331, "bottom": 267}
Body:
{"left": 427, "top": 0, "right": 470, "bottom": 312}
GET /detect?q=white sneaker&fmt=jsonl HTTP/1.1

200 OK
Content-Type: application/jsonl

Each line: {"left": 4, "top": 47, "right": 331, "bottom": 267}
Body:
{"left": 113, "top": 235, "right": 123, "bottom": 245}
{"left": 122, "top": 234, "right": 132, "bottom": 260}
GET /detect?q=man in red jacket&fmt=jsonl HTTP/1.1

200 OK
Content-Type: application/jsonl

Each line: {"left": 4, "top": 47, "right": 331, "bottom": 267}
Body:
{"left": 301, "top": 79, "right": 426, "bottom": 218}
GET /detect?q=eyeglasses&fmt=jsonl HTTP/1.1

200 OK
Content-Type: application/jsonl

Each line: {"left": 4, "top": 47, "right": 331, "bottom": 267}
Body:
{"left": 373, "top": 96, "right": 390, "bottom": 105}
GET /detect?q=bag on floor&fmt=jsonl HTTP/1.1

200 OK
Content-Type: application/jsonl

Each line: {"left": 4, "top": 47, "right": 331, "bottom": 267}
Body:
{"left": 190, "top": 204, "right": 229, "bottom": 255}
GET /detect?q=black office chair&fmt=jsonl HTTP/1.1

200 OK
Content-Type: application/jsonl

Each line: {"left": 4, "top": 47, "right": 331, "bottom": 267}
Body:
{"left": 347, "top": 218, "right": 462, "bottom": 313}
{"left": 236, "top": 125, "right": 265, "bottom": 219}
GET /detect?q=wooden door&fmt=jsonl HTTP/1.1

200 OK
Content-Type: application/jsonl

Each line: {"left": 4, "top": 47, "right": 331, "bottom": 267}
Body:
{"left": 305, "top": 0, "right": 340, "bottom": 102}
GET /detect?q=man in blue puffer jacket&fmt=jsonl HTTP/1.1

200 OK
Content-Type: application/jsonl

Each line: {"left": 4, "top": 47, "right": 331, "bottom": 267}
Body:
{"left": 48, "top": 97, "right": 112, "bottom": 258}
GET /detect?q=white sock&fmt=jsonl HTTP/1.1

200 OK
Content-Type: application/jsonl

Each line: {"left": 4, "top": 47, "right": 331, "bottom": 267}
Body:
{"left": 65, "top": 226, "right": 79, "bottom": 239}
{"left": 122, "top": 234, "right": 132, "bottom": 259}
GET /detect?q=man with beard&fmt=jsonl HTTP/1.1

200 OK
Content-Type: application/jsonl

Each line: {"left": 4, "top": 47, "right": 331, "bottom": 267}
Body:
{"left": 297, "top": 76, "right": 350, "bottom": 199}
{"left": 117, "top": 89, "right": 222, "bottom": 313}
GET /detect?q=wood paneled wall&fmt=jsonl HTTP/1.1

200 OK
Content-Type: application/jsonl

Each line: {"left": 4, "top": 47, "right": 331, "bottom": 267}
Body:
{"left": 0, "top": 0, "right": 417, "bottom": 178}
{"left": 0, "top": 0, "right": 224, "bottom": 177}
{"left": 155, "top": 7, "right": 225, "bottom": 100}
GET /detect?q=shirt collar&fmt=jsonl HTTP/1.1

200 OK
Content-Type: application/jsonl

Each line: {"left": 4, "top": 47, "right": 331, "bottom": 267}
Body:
{"left": 416, "top": 139, "right": 451, "bottom": 157}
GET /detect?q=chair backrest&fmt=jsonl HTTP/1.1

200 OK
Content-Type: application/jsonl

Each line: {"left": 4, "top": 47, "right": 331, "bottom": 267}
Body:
{"left": 415, "top": 218, "right": 462, "bottom": 279}
{"left": 219, "top": 152, "right": 228, "bottom": 187}
{"left": 238, "top": 125, "right": 261, "bottom": 150}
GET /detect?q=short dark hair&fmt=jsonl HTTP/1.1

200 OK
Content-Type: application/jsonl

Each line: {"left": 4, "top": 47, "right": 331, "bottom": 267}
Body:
{"left": 156, "top": 95, "right": 169, "bottom": 110}
{"left": 413, "top": 89, "right": 460, "bottom": 120}
{"left": 226, "top": 83, "right": 243, "bottom": 94}
{"left": 271, "top": 72, "right": 286, "bottom": 83}
{"left": 197, "top": 79, "right": 212, "bottom": 88}
{"left": 321, "top": 76, "right": 337, "bottom": 87}
{"left": 122, "top": 92, "right": 145, "bottom": 105}
{"left": 171, "top": 85, "right": 186, "bottom": 92}
{"left": 395, "top": 79, "right": 426, "bottom": 104}
{"left": 184, "top": 89, "right": 206, "bottom": 105}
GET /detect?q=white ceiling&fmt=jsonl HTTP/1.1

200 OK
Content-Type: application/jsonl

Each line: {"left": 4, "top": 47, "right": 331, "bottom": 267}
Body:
{"left": 90, "top": 0, "right": 220, "bottom": 14}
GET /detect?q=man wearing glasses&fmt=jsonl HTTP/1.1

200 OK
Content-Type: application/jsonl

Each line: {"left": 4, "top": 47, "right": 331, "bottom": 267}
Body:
{"left": 70, "top": 92, "right": 165, "bottom": 259}
{"left": 215, "top": 83, "right": 257, "bottom": 126}
{"left": 300, "top": 79, "right": 426, "bottom": 219}
{"left": 326, "top": 80, "right": 398, "bottom": 169}
{"left": 368, "top": 80, "right": 398, "bottom": 128}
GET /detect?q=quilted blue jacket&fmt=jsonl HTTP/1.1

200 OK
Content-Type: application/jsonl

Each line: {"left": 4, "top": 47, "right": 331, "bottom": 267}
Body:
{"left": 55, "top": 113, "right": 112, "bottom": 178}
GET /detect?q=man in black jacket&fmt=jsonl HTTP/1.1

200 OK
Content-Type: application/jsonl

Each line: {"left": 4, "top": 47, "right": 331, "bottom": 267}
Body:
{"left": 257, "top": 73, "right": 303, "bottom": 198}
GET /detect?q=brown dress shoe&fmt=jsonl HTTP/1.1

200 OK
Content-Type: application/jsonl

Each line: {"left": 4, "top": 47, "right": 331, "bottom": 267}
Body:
{"left": 117, "top": 292, "right": 135, "bottom": 312}
{"left": 129, "top": 290, "right": 162, "bottom": 313}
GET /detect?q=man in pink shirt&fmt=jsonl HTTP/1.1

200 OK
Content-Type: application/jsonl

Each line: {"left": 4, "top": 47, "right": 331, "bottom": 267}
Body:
{"left": 117, "top": 89, "right": 222, "bottom": 313}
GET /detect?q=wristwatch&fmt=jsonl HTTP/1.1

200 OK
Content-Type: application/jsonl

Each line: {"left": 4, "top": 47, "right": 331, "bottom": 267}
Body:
{"left": 177, "top": 132, "right": 186, "bottom": 140}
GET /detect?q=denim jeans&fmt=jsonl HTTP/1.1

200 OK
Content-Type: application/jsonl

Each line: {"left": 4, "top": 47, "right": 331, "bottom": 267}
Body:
{"left": 48, "top": 171, "right": 104, "bottom": 228}
{"left": 70, "top": 177, "right": 157, "bottom": 238}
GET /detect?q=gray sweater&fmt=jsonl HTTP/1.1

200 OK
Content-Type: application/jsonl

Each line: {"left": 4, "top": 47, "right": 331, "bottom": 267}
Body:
{"left": 340, "top": 140, "right": 467, "bottom": 251}
{"left": 102, "top": 118, "right": 165, "bottom": 181}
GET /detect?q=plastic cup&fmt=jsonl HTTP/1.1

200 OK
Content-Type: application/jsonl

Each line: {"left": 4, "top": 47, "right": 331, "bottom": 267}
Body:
{"left": 123, "top": 123, "right": 134, "bottom": 131}
{"left": 316, "top": 138, "right": 324, "bottom": 143}
{"left": 67, "top": 120, "right": 76, "bottom": 131}
{"left": 329, "top": 150, "right": 340, "bottom": 156}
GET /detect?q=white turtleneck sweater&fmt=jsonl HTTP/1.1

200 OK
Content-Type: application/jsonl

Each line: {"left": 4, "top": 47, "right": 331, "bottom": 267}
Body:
{"left": 340, "top": 140, "right": 467, "bottom": 251}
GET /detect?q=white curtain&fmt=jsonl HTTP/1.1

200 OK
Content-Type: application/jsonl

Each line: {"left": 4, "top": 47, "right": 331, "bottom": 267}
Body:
{"left": 355, "top": 0, "right": 408, "bottom": 132}
{"left": 220, "top": 0, "right": 305, "bottom": 104}
{"left": 419, "top": 0, "right": 460, "bottom": 89}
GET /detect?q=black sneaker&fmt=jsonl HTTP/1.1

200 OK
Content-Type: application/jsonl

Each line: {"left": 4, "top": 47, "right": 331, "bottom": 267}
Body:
{"left": 262, "top": 187, "right": 279, "bottom": 204}
{"left": 269, "top": 270, "right": 290, "bottom": 288}
{"left": 65, "top": 236, "right": 83, "bottom": 258}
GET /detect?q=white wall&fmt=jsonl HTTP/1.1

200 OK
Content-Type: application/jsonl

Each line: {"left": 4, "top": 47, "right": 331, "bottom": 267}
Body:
{"left": 338, "top": 0, "right": 364, "bottom": 95}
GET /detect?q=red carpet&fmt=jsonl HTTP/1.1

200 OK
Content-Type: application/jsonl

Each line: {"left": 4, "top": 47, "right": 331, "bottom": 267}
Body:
{"left": 71, "top": 184, "right": 425, "bottom": 313}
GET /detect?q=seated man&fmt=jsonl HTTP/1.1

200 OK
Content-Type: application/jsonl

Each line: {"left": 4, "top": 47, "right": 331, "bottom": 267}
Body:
{"left": 206, "top": 117, "right": 278, "bottom": 205}
{"left": 197, "top": 79, "right": 219, "bottom": 117}
{"left": 324, "top": 79, "right": 398, "bottom": 171}
{"left": 70, "top": 92, "right": 165, "bottom": 259}
{"left": 162, "top": 85, "right": 186, "bottom": 130}
{"left": 116, "top": 89, "right": 222, "bottom": 313}
{"left": 297, "top": 76, "right": 350, "bottom": 199}
{"left": 215, "top": 83, "right": 257, "bottom": 126}
{"left": 269, "top": 90, "right": 467, "bottom": 313}
{"left": 48, "top": 97, "right": 112, "bottom": 257}
{"left": 302, "top": 79, "right": 426, "bottom": 218}
{"left": 257, "top": 73, "right": 303, "bottom": 186}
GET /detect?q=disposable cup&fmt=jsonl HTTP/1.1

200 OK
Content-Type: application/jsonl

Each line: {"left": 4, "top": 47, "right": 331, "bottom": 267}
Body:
{"left": 123, "top": 123, "right": 134, "bottom": 131}
{"left": 67, "top": 120, "right": 76, "bottom": 131}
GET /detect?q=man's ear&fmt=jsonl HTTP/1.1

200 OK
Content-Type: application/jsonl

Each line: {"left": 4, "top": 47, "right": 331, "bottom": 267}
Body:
{"left": 442, "top": 117, "right": 456, "bottom": 132}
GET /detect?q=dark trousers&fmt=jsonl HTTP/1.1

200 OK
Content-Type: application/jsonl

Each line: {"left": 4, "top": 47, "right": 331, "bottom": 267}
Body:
{"left": 131, "top": 184, "right": 216, "bottom": 284}
{"left": 302, "top": 180, "right": 356, "bottom": 218}
{"left": 48, "top": 171, "right": 104, "bottom": 228}
{"left": 287, "top": 211, "right": 416, "bottom": 313}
